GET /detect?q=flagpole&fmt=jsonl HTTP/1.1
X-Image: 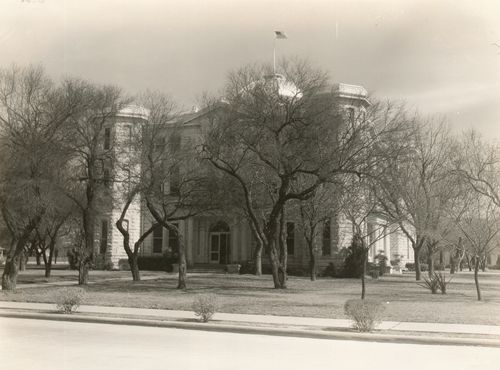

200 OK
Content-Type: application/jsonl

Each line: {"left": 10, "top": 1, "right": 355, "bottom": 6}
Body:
{"left": 273, "top": 36, "right": 276, "bottom": 75}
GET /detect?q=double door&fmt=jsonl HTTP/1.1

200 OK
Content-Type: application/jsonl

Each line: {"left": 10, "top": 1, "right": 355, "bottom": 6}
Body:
{"left": 210, "top": 232, "right": 230, "bottom": 264}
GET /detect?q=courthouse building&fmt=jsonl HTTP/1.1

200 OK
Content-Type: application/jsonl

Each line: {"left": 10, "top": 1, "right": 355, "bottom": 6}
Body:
{"left": 94, "top": 79, "right": 414, "bottom": 273}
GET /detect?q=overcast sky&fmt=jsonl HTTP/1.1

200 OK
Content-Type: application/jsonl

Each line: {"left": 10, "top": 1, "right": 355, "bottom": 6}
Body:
{"left": 1, "top": 0, "right": 499, "bottom": 137}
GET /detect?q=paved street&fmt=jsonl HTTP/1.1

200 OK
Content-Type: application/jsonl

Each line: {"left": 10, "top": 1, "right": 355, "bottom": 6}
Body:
{"left": 0, "top": 317, "right": 498, "bottom": 370}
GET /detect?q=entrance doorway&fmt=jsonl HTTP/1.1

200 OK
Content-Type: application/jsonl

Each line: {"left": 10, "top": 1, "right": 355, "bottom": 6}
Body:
{"left": 209, "top": 221, "right": 230, "bottom": 264}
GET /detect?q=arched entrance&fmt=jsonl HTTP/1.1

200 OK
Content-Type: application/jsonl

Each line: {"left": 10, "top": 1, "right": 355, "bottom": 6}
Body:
{"left": 209, "top": 221, "right": 230, "bottom": 264}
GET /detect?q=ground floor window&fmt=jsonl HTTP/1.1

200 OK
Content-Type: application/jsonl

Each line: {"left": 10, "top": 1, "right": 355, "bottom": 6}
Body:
{"left": 100, "top": 220, "right": 108, "bottom": 254}
{"left": 168, "top": 223, "right": 179, "bottom": 255}
{"left": 286, "top": 222, "right": 295, "bottom": 255}
{"left": 153, "top": 224, "right": 163, "bottom": 253}
{"left": 322, "top": 219, "right": 331, "bottom": 256}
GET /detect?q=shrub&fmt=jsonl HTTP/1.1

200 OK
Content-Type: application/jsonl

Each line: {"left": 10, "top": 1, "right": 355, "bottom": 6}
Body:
{"left": 435, "top": 263, "right": 445, "bottom": 271}
{"left": 192, "top": 294, "right": 219, "bottom": 322}
{"left": 344, "top": 299, "right": 385, "bottom": 332}
{"left": 405, "top": 262, "right": 415, "bottom": 271}
{"left": 103, "top": 261, "right": 114, "bottom": 271}
{"left": 434, "top": 272, "right": 452, "bottom": 294}
{"left": 137, "top": 253, "right": 176, "bottom": 272}
{"left": 417, "top": 274, "right": 439, "bottom": 294}
{"left": 118, "top": 259, "right": 130, "bottom": 271}
{"left": 239, "top": 260, "right": 256, "bottom": 275}
{"left": 322, "top": 262, "right": 337, "bottom": 277}
{"left": 342, "top": 238, "right": 365, "bottom": 278}
{"left": 369, "top": 269, "right": 379, "bottom": 279}
{"left": 374, "top": 253, "right": 388, "bottom": 276}
{"left": 55, "top": 288, "right": 86, "bottom": 314}
{"left": 67, "top": 248, "right": 81, "bottom": 270}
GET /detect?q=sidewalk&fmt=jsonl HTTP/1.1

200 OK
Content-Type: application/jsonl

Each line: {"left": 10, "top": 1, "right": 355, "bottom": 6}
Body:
{"left": 1, "top": 300, "right": 499, "bottom": 347}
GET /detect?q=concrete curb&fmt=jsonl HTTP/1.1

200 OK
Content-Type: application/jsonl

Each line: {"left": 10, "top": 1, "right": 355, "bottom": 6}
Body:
{"left": 1, "top": 310, "right": 499, "bottom": 348}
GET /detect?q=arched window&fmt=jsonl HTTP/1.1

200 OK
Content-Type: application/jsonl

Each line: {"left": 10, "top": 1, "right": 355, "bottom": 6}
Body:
{"left": 210, "top": 221, "right": 230, "bottom": 233}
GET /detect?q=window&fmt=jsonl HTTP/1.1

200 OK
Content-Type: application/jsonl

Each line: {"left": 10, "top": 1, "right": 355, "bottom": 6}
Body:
{"left": 124, "top": 169, "right": 131, "bottom": 192}
{"left": 154, "top": 137, "right": 166, "bottom": 152}
{"left": 168, "top": 223, "right": 179, "bottom": 255}
{"left": 170, "top": 165, "right": 180, "bottom": 195}
{"left": 347, "top": 107, "right": 355, "bottom": 124}
{"left": 322, "top": 219, "right": 331, "bottom": 256}
{"left": 104, "top": 127, "right": 111, "bottom": 150}
{"left": 100, "top": 220, "right": 108, "bottom": 254}
{"left": 170, "top": 134, "right": 181, "bottom": 152}
{"left": 152, "top": 224, "right": 163, "bottom": 253}
{"left": 286, "top": 222, "right": 295, "bottom": 255}
{"left": 368, "top": 222, "right": 376, "bottom": 259}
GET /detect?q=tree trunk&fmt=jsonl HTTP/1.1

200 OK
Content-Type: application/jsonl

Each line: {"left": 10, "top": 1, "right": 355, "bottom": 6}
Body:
{"left": 414, "top": 247, "right": 422, "bottom": 281}
{"left": 1, "top": 214, "right": 42, "bottom": 290}
{"left": 35, "top": 248, "right": 42, "bottom": 265}
{"left": 427, "top": 255, "right": 435, "bottom": 277}
{"left": 177, "top": 233, "right": 187, "bottom": 290}
{"left": 269, "top": 238, "right": 287, "bottom": 289}
{"left": 450, "top": 254, "right": 456, "bottom": 274}
{"left": 19, "top": 251, "right": 28, "bottom": 271}
{"left": 45, "top": 240, "right": 56, "bottom": 278}
{"left": 466, "top": 254, "right": 472, "bottom": 271}
{"left": 309, "top": 252, "right": 317, "bottom": 281}
{"left": 2, "top": 254, "right": 20, "bottom": 290}
{"left": 78, "top": 260, "right": 89, "bottom": 285}
{"left": 79, "top": 206, "right": 95, "bottom": 285}
{"left": 474, "top": 257, "right": 482, "bottom": 301}
{"left": 361, "top": 249, "right": 368, "bottom": 299}
{"left": 128, "top": 253, "right": 141, "bottom": 281}
{"left": 254, "top": 243, "right": 262, "bottom": 276}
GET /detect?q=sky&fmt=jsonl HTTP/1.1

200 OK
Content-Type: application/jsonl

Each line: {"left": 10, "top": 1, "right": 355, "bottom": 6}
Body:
{"left": 1, "top": 0, "right": 499, "bottom": 137}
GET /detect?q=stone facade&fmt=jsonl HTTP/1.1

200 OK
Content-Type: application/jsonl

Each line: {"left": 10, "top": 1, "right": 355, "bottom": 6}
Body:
{"left": 95, "top": 84, "right": 414, "bottom": 273}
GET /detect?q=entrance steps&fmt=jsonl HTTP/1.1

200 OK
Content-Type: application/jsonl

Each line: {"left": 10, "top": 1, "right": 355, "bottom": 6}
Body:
{"left": 189, "top": 264, "right": 227, "bottom": 274}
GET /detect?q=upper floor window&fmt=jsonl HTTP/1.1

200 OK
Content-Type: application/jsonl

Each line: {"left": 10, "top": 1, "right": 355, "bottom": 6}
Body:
{"left": 104, "top": 127, "right": 111, "bottom": 150}
{"left": 155, "top": 137, "right": 166, "bottom": 152}
{"left": 347, "top": 107, "right": 355, "bottom": 124}
{"left": 286, "top": 222, "right": 295, "bottom": 255}
{"left": 170, "top": 134, "right": 181, "bottom": 153}
{"left": 170, "top": 165, "right": 180, "bottom": 195}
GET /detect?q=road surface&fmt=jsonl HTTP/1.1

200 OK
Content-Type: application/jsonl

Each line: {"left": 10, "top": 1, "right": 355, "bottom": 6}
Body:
{"left": 0, "top": 317, "right": 497, "bottom": 370}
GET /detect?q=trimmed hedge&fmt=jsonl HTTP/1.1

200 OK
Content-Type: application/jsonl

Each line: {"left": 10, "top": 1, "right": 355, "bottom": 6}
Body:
{"left": 137, "top": 256, "right": 176, "bottom": 272}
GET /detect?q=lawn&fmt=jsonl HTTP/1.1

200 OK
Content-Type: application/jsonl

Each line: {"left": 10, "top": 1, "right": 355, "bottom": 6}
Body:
{"left": 1, "top": 268, "right": 500, "bottom": 325}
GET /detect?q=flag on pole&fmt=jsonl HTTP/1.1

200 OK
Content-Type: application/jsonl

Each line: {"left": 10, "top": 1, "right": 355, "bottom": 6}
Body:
{"left": 274, "top": 31, "right": 288, "bottom": 39}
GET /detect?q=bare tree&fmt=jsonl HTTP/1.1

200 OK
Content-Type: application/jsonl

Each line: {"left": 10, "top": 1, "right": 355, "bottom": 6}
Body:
{"left": 115, "top": 91, "right": 221, "bottom": 287}
{"left": 377, "top": 119, "right": 457, "bottom": 280}
{"left": 63, "top": 80, "right": 126, "bottom": 285}
{"left": 341, "top": 175, "right": 397, "bottom": 299}
{"left": 0, "top": 65, "right": 79, "bottom": 290}
{"left": 453, "top": 131, "right": 500, "bottom": 207}
{"left": 202, "top": 60, "right": 407, "bottom": 288}
{"left": 295, "top": 183, "right": 341, "bottom": 281}
{"left": 453, "top": 194, "right": 499, "bottom": 300}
